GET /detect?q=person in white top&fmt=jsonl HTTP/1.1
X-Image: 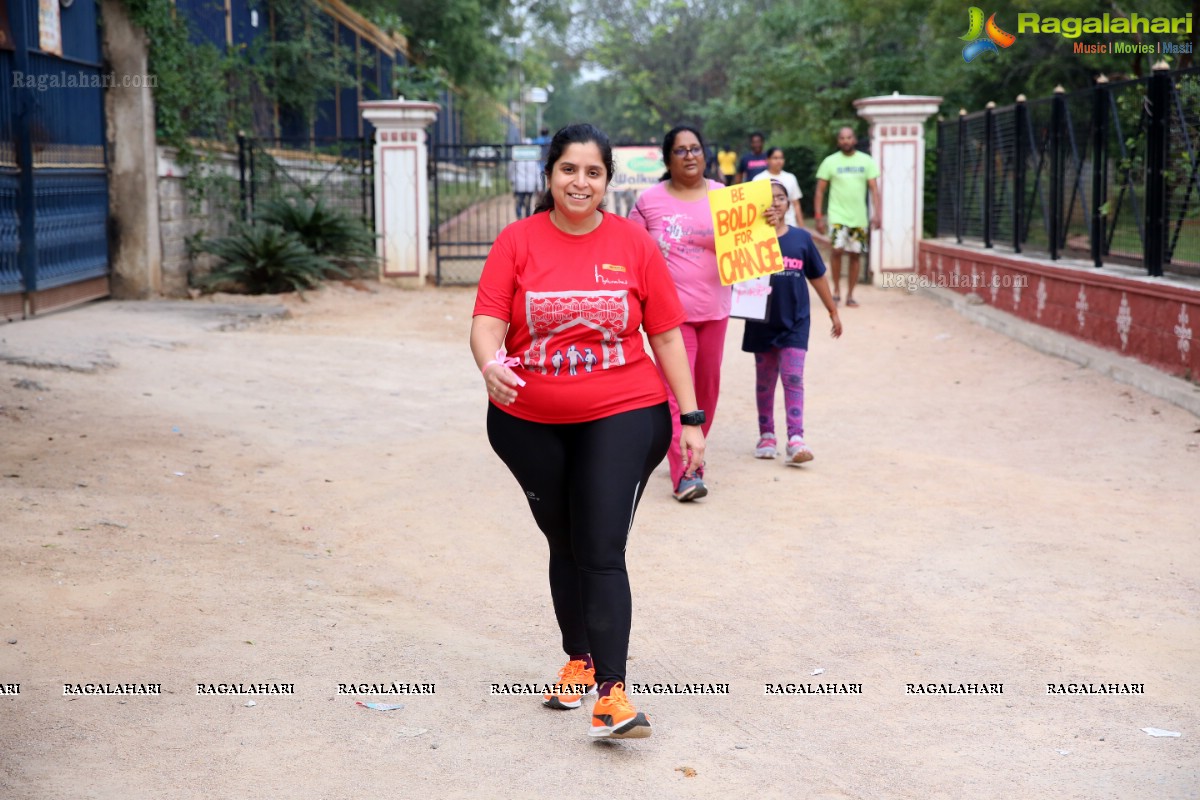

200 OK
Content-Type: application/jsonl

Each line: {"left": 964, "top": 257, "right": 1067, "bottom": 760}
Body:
{"left": 509, "top": 152, "right": 544, "bottom": 220}
{"left": 752, "top": 147, "right": 804, "bottom": 227}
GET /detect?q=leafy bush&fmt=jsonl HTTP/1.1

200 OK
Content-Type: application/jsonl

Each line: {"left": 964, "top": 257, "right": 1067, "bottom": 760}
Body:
{"left": 197, "top": 224, "right": 347, "bottom": 294}
{"left": 254, "top": 196, "right": 377, "bottom": 275}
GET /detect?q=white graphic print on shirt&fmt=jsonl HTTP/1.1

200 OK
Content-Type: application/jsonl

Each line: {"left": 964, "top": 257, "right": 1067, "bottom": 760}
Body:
{"left": 663, "top": 214, "right": 684, "bottom": 242}
{"left": 525, "top": 290, "right": 630, "bottom": 375}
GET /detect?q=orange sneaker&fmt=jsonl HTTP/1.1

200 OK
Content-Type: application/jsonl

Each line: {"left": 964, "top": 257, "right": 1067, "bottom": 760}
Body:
{"left": 589, "top": 682, "right": 651, "bottom": 739}
{"left": 542, "top": 659, "right": 596, "bottom": 709}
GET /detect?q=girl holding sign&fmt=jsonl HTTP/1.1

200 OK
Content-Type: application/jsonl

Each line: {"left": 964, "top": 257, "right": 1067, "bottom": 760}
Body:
{"left": 629, "top": 126, "right": 728, "bottom": 502}
{"left": 744, "top": 181, "right": 842, "bottom": 464}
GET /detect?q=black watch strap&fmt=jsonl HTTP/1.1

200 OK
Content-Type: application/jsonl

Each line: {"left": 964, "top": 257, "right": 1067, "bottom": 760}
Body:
{"left": 679, "top": 410, "right": 706, "bottom": 426}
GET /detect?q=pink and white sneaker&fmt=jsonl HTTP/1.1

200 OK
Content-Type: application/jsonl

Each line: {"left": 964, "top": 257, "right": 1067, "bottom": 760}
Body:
{"left": 786, "top": 436, "right": 814, "bottom": 465}
{"left": 754, "top": 433, "right": 778, "bottom": 459}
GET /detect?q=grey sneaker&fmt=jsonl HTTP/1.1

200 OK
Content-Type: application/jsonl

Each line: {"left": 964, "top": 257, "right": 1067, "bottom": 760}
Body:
{"left": 786, "top": 435, "right": 814, "bottom": 466}
{"left": 673, "top": 474, "right": 708, "bottom": 502}
{"left": 754, "top": 434, "right": 778, "bottom": 459}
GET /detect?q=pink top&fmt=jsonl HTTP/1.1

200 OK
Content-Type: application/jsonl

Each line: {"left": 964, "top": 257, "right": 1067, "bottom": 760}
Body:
{"left": 628, "top": 180, "right": 730, "bottom": 322}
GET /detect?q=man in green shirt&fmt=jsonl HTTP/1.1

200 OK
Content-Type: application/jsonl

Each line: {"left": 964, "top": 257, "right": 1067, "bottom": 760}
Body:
{"left": 813, "top": 128, "right": 880, "bottom": 308}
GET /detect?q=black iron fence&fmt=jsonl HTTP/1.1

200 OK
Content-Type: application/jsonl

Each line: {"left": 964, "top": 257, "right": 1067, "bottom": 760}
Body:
{"left": 236, "top": 136, "right": 373, "bottom": 228}
{"left": 429, "top": 143, "right": 537, "bottom": 286}
{"left": 936, "top": 65, "right": 1200, "bottom": 278}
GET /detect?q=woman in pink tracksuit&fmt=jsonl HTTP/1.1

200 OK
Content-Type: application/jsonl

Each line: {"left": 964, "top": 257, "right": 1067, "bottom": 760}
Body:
{"left": 629, "top": 125, "right": 728, "bottom": 502}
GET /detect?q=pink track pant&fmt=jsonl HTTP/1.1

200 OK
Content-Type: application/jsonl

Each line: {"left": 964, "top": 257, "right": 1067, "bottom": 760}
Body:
{"left": 654, "top": 317, "right": 729, "bottom": 487}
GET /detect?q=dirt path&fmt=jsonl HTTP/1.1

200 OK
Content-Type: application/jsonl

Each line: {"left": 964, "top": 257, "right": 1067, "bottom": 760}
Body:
{"left": 0, "top": 282, "right": 1196, "bottom": 799}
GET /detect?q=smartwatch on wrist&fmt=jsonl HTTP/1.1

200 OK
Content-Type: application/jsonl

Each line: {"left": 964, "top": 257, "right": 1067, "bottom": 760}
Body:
{"left": 679, "top": 410, "right": 706, "bottom": 426}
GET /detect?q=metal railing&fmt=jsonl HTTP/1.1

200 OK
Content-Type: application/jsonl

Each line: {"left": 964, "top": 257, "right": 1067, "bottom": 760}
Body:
{"left": 236, "top": 136, "right": 374, "bottom": 228}
{"left": 429, "top": 143, "right": 528, "bottom": 286}
{"left": 936, "top": 65, "right": 1200, "bottom": 278}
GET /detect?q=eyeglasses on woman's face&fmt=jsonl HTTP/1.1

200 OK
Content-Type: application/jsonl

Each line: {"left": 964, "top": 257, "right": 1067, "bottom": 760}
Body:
{"left": 671, "top": 145, "right": 704, "bottom": 157}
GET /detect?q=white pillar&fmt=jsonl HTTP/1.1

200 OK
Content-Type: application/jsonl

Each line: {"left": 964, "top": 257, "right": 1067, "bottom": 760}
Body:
{"left": 359, "top": 99, "right": 439, "bottom": 286}
{"left": 853, "top": 93, "right": 942, "bottom": 274}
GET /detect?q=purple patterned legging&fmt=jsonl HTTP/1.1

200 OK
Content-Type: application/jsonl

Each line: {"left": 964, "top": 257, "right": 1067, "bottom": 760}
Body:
{"left": 754, "top": 347, "right": 807, "bottom": 439}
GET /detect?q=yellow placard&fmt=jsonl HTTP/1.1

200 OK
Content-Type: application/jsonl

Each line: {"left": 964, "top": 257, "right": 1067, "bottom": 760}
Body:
{"left": 708, "top": 181, "right": 784, "bottom": 286}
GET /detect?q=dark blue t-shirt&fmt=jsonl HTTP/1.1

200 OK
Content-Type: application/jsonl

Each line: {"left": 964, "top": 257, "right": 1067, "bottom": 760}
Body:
{"left": 738, "top": 151, "right": 769, "bottom": 181}
{"left": 741, "top": 226, "right": 827, "bottom": 352}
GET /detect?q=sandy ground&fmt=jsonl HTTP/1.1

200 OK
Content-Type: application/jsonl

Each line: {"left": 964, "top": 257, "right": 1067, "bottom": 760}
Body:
{"left": 0, "top": 281, "right": 1197, "bottom": 799}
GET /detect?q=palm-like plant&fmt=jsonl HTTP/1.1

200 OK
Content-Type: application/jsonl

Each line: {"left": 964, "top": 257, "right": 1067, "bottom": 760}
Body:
{"left": 198, "top": 224, "right": 347, "bottom": 294}
{"left": 254, "top": 196, "right": 377, "bottom": 274}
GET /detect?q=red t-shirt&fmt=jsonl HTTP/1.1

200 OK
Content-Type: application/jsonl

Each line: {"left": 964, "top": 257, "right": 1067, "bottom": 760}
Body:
{"left": 473, "top": 211, "right": 687, "bottom": 424}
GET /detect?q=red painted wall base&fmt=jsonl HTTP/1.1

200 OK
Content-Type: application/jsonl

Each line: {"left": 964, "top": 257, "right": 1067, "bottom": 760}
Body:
{"left": 917, "top": 241, "right": 1200, "bottom": 381}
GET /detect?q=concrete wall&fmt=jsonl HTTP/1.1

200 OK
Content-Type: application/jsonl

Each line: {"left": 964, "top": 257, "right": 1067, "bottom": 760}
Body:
{"left": 100, "top": 0, "right": 162, "bottom": 299}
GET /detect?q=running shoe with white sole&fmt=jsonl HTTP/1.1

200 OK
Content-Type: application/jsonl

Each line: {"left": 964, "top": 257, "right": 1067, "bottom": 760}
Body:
{"left": 589, "top": 682, "right": 651, "bottom": 739}
{"left": 754, "top": 433, "right": 778, "bottom": 459}
{"left": 542, "top": 659, "right": 596, "bottom": 709}
{"left": 673, "top": 474, "right": 708, "bottom": 502}
{"left": 786, "top": 435, "right": 814, "bottom": 465}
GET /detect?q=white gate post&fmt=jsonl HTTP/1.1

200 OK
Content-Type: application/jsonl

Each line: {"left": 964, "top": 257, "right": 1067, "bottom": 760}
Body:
{"left": 853, "top": 93, "right": 943, "bottom": 275}
{"left": 360, "top": 99, "right": 439, "bottom": 287}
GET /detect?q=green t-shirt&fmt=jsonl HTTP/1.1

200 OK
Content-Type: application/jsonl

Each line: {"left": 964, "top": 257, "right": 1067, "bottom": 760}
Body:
{"left": 816, "top": 150, "right": 879, "bottom": 228}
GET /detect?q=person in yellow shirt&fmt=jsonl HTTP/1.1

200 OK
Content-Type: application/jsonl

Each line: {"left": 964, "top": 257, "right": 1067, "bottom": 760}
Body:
{"left": 717, "top": 144, "right": 737, "bottom": 186}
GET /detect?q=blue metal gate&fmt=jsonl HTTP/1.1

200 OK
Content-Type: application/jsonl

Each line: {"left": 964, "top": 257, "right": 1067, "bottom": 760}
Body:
{"left": 1, "top": 0, "right": 109, "bottom": 321}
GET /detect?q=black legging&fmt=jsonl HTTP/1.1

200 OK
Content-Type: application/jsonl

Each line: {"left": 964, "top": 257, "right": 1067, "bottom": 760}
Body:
{"left": 487, "top": 402, "right": 672, "bottom": 685}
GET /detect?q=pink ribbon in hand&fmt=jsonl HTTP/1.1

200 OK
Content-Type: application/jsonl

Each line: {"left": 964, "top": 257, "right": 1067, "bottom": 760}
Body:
{"left": 483, "top": 348, "right": 526, "bottom": 387}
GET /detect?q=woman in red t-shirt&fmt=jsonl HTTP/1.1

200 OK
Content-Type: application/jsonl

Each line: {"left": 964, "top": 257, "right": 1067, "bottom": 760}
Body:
{"left": 471, "top": 123, "right": 704, "bottom": 740}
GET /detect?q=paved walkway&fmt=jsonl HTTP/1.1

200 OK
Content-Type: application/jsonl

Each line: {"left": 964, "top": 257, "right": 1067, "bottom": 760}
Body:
{"left": 0, "top": 283, "right": 1196, "bottom": 798}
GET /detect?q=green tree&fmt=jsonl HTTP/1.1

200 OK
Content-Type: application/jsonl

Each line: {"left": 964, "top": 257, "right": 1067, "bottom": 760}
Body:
{"left": 355, "top": 0, "right": 569, "bottom": 140}
{"left": 570, "top": 0, "right": 1196, "bottom": 145}
{"left": 569, "top": 0, "right": 769, "bottom": 140}
{"left": 354, "top": 0, "right": 1200, "bottom": 145}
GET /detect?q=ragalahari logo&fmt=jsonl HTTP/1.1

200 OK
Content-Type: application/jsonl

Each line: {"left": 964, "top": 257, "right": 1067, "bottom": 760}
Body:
{"left": 961, "top": 7, "right": 1016, "bottom": 62}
